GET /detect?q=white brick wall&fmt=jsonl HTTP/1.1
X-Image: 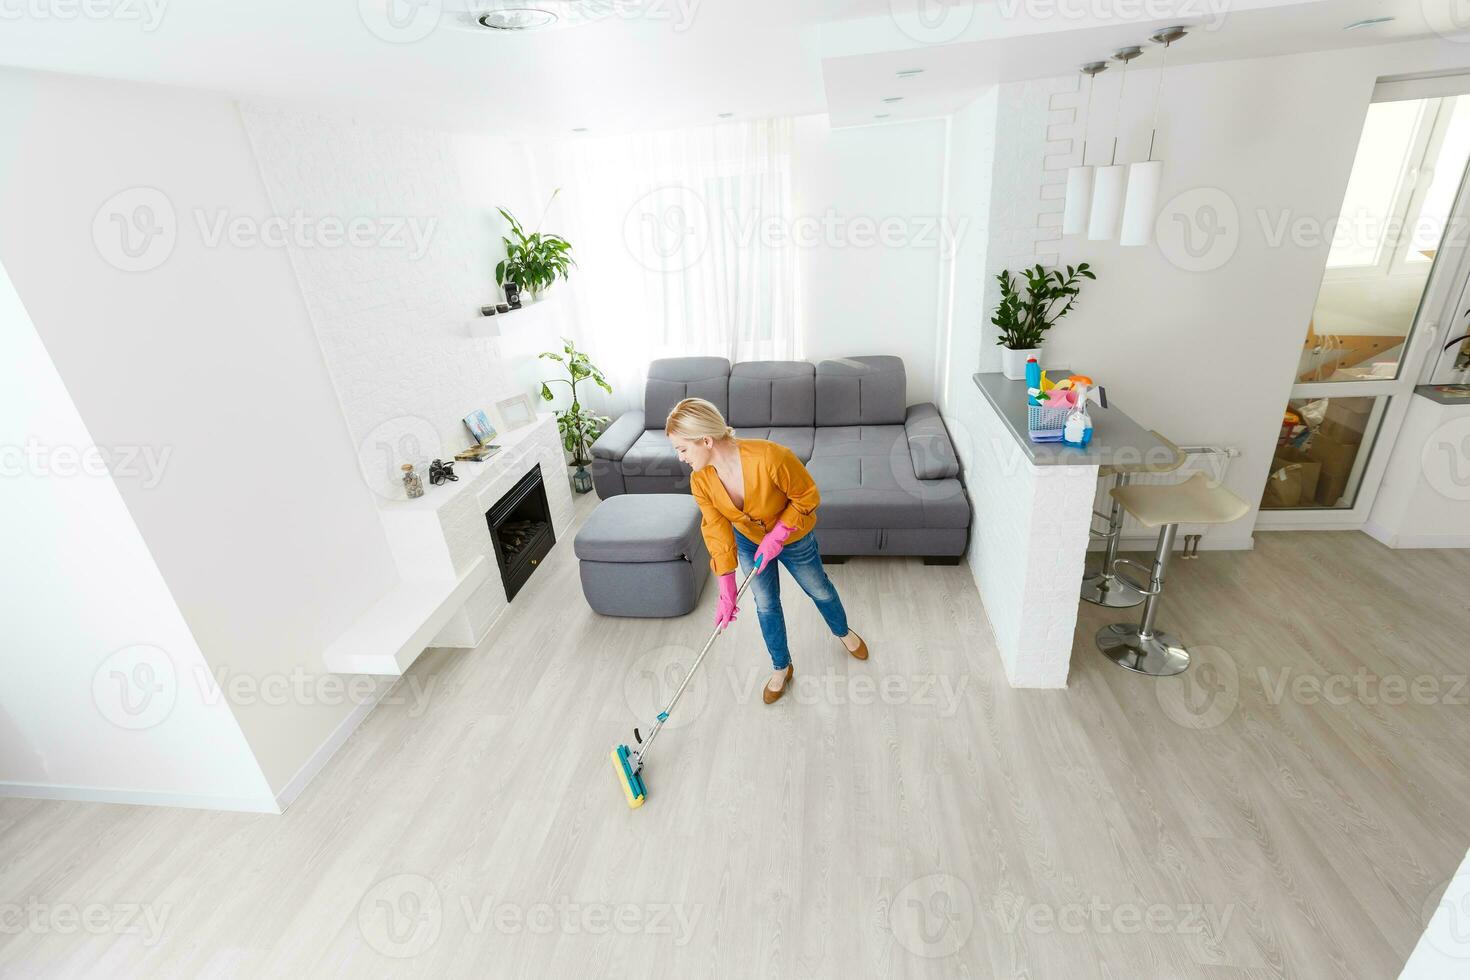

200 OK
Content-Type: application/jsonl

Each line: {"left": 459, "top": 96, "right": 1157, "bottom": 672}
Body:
{"left": 238, "top": 104, "right": 552, "bottom": 502}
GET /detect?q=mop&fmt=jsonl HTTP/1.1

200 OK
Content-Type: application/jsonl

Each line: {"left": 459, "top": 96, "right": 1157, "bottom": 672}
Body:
{"left": 611, "top": 555, "right": 764, "bottom": 808}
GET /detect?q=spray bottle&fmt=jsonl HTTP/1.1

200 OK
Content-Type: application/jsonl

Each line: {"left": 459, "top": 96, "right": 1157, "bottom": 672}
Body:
{"left": 1062, "top": 379, "right": 1107, "bottom": 447}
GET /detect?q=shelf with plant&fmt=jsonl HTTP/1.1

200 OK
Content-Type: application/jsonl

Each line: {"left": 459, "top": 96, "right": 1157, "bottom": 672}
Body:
{"left": 495, "top": 190, "right": 575, "bottom": 303}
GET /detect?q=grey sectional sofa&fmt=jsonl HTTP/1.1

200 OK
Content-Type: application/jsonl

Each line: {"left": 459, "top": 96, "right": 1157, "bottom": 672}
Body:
{"left": 589, "top": 355, "right": 969, "bottom": 562}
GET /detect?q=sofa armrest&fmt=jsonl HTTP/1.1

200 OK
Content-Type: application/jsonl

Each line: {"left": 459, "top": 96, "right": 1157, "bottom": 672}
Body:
{"left": 591, "top": 411, "right": 646, "bottom": 461}
{"left": 905, "top": 403, "right": 960, "bottom": 480}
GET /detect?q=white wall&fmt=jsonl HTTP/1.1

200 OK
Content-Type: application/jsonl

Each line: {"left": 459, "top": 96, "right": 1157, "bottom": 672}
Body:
{"left": 0, "top": 258, "right": 274, "bottom": 811}
{"left": 946, "top": 38, "right": 1470, "bottom": 548}
{"left": 0, "top": 69, "right": 403, "bottom": 802}
{"left": 793, "top": 115, "right": 950, "bottom": 405}
{"left": 239, "top": 105, "right": 566, "bottom": 500}
{"left": 1368, "top": 396, "right": 1470, "bottom": 549}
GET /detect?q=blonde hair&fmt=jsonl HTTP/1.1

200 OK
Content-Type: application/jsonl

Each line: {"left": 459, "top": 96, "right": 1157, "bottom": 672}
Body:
{"left": 665, "top": 397, "right": 735, "bottom": 442}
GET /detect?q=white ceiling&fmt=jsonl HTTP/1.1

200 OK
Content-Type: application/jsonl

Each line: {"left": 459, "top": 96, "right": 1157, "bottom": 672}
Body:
{"left": 0, "top": 0, "right": 1459, "bottom": 137}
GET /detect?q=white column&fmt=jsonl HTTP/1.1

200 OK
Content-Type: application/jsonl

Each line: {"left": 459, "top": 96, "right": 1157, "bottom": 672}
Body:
{"left": 966, "top": 397, "right": 1096, "bottom": 687}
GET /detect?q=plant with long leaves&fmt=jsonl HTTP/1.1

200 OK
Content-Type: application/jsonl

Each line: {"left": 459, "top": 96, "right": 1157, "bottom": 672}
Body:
{"left": 991, "top": 262, "right": 1096, "bottom": 350}
{"left": 495, "top": 190, "right": 575, "bottom": 297}
{"left": 539, "top": 337, "right": 611, "bottom": 467}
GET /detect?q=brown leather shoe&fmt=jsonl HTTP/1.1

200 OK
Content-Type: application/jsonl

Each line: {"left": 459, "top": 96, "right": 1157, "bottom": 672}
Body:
{"left": 763, "top": 664, "right": 793, "bottom": 704}
{"left": 843, "top": 631, "right": 868, "bottom": 661}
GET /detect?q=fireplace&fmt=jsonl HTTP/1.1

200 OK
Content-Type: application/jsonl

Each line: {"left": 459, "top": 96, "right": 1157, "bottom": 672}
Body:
{"left": 485, "top": 464, "right": 556, "bottom": 602}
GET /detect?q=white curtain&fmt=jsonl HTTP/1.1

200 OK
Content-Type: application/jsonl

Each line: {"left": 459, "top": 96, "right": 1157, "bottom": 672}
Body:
{"left": 526, "top": 118, "right": 798, "bottom": 414}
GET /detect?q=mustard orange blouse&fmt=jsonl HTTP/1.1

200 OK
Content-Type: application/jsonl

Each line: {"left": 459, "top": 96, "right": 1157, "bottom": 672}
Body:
{"left": 689, "top": 439, "right": 821, "bottom": 576}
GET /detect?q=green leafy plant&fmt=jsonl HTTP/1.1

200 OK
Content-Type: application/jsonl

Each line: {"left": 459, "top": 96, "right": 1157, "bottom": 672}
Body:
{"left": 991, "top": 262, "right": 1096, "bottom": 350}
{"left": 495, "top": 190, "right": 575, "bottom": 298}
{"left": 539, "top": 337, "right": 611, "bottom": 466}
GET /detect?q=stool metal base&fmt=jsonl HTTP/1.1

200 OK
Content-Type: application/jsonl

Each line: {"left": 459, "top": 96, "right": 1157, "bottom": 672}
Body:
{"left": 1096, "top": 623, "right": 1190, "bottom": 676}
{"left": 1080, "top": 570, "right": 1146, "bottom": 608}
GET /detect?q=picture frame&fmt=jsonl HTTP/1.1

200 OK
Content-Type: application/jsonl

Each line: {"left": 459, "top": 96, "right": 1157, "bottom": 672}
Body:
{"left": 463, "top": 409, "right": 497, "bottom": 446}
{"left": 496, "top": 394, "right": 537, "bottom": 432}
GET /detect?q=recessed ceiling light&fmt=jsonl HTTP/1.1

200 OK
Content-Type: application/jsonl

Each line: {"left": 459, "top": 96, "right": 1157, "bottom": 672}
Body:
{"left": 896, "top": 69, "right": 924, "bottom": 79}
{"left": 571, "top": 127, "right": 589, "bottom": 133}
{"left": 478, "top": 8, "right": 559, "bottom": 31}
{"left": 1344, "top": 16, "right": 1394, "bottom": 30}
{"left": 874, "top": 113, "right": 891, "bottom": 119}
{"left": 881, "top": 96, "right": 904, "bottom": 104}
{"left": 717, "top": 112, "right": 735, "bottom": 119}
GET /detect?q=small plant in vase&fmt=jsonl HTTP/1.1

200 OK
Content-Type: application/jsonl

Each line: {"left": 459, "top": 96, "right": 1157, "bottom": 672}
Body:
{"left": 992, "top": 262, "right": 1095, "bottom": 380}
{"left": 496, "top": 190, "right": 575, "bottom": 305}
{"left": 539, "top": 337, "right": 611, "bottom": 494}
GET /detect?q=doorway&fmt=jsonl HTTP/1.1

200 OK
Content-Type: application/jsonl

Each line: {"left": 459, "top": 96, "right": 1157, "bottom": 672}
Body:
{"left": 1258, "top": 76, "right": 1470, "bottom": 525}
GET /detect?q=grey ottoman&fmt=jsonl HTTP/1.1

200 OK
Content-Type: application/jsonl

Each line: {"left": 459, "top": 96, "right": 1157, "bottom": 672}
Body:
{"left": 574, "top": 494, "right": 710, "bottom": 617}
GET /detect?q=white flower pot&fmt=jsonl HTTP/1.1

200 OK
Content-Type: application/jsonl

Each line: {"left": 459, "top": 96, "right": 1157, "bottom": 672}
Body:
{"left": 1001, "top": 346, "right": 1040, "bottom": 381}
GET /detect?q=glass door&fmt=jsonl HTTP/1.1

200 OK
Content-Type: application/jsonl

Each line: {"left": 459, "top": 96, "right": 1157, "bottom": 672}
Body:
{"left": 1259, "top": 81, "right": 1470, "bottom": 525}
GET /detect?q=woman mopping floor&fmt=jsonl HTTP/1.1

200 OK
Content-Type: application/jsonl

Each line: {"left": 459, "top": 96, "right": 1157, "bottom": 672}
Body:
{"left": 611, "top": 397, "right": 869, "bottom": 807}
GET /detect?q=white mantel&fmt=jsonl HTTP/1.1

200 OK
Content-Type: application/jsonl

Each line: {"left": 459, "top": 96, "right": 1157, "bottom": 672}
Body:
{"left": 324, "top": 413, "right": 575, "bottom": 675}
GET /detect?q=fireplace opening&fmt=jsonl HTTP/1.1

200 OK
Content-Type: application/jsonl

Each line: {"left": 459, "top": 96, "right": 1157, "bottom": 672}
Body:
{"left": 485, "top": 464, "right": 556, "bottom": 602}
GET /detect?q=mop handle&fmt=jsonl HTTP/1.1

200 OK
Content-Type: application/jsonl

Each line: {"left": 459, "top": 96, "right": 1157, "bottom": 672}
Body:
{"left": 634, "top": 556, "right": 764, "bottom": 764}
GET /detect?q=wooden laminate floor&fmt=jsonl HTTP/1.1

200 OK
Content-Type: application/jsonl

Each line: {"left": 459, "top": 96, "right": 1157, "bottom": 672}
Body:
{"left": 2, "top": 494, "right": 1467, "bottom": 978}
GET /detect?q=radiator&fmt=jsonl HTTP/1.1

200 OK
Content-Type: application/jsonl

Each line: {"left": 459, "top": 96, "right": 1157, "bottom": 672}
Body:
{"left": 1091, "top": 446, "right": 1239, "bottom": 546}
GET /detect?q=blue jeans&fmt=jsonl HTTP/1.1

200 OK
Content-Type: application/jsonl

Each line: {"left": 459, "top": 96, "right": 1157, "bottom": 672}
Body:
{"left": 734, "top": 530, "right": 849, "bottom": 670}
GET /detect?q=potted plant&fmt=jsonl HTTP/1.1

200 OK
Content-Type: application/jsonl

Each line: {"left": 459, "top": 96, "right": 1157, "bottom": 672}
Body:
{"left": 539, "top": 337, "right": 611, "bottom": 493}
{"left": 992, "top": 262, "right": 1095, "bottom": 380}
{"left": 496, "top": 190, "right": 575, "bottom": 304}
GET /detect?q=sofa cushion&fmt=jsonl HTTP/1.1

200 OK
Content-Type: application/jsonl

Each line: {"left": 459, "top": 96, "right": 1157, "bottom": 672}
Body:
{"left": 728, "top": 361, "right": 815, "bottom": 428}
{"left": 734, "top": 427, "right": 815, "bottom": 462}
{"left": 815, "top": 355, "right": 906, "bottom": 426}
{"left": 811, "top": 425, "right": 907, "bottom": 458}
{"left": 574, "top": 493, "right": 704, "bottom": 563}
{"left": 622, "top": 429, "right": 689, "bottom": 482}
{"left": 645, "top": 357, "right": 731, "bottom": 425}
{"left": 807, "top": 454, "right": 970, "bottom": 530}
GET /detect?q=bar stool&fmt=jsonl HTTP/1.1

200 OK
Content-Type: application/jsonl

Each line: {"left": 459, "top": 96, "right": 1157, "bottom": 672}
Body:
{"left": 1095, "top": 472, "right": 1249, "bottom": 676}
{"left": 1081, "top": 432, "right": 1185, "bottom": 608}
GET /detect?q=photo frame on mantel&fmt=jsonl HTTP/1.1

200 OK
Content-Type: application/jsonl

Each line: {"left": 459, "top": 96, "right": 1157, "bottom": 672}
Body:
{"left": 496, "top": 393, "right": 537, "bottom": 432}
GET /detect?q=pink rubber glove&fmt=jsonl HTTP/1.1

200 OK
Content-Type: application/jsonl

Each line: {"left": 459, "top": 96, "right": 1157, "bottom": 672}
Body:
{"left": 714, "top": 572, "right": 739, "bottom": 630}
{"left": 753, "top": 521, "right": 796, "bottom": 573}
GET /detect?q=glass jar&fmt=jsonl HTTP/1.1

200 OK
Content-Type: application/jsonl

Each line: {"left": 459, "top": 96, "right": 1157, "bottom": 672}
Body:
{"left": 401, "top": 463, "right": 424, "bottom": 499}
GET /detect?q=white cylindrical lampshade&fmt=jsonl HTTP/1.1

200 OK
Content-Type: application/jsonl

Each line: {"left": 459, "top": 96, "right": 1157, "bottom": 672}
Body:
{"left": 1119, "top": 160, "right": 1164, "bottom": 246}
{"left": 1087, "top": 164, "right": 1126, "bottom": 240}
{"left": 1062, "top": 165, "right": 1093, "bottom": 236}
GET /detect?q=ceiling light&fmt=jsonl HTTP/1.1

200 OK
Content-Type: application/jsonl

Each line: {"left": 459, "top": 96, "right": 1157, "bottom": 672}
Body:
{"left": 1344, "top": 16, "right": 1394, "bottom": 30}
{"left": 717, "top": 112, "right": 734, "bottom": 119}
{"left": 881, "top": 96, "right": 904, "bottom": 103}
{"left": 571, "top": 127, "right": 589, "bottom": 133}
{"left": 874, "top": 113, "right": 891, "bottom": 119}
{"left": 896, "top": 69, "right": 924, "bottom": 79}
{"left": 478, "top": 8, "right": 559, "bottom": 31}
{"left": 1062, "top": 62, "right": 1107, "bottom": 237}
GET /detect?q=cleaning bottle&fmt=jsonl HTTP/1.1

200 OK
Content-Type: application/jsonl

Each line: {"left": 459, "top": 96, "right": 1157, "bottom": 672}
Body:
{"left": 1063, "top": 382, "right": 1107, "bottom": 447}
{"left": 1025, "top": 357, "right": 1041, "bottom": 406}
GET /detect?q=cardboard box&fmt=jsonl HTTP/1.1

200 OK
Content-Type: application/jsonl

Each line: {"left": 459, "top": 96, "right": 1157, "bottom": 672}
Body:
{"left": 1317, "top": 417, "right": 1363, "bottom": 445}
{"left": 1316, "top": 469, "right": 1351, "bottom": 507}
{"left": 1307, "top": 432, "right": 1360, "bottom": 476}
{"left": 1323, "top": 398, "right": 1371, "bottom": 435}
{"left": 1264, "top": 455, "right": 1323, "bottom": 511}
